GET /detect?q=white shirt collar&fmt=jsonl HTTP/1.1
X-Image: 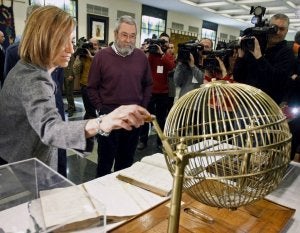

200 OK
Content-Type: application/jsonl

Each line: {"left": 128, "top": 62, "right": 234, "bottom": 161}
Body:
{"left": 111, "top": 43, "right": 127, "bottom": 57}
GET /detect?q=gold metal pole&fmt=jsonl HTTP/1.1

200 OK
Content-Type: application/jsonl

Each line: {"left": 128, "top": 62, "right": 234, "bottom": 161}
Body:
{"left": 167, "top": 158, "right": 186, "bottom": 233}
{"left": 152, "top": 117, "right": 188, "bottom": 233}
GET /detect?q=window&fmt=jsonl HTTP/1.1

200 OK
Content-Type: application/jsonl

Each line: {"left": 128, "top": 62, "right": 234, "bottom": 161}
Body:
{"left": 202, "top": 20, "right": 218, "bottom": 49}
{"left": 141, "top": 16, "right": 165, "bottom": 44}
{"left": 141, "top": 5, "right": 167, "bottom": 46}
{"left": 30, "top": 0, "right": 76, "bottom": 15}
{"left": 29, "top": 0, "right": 77, "bottom": 38}
{"left": 201, "top": 28, "right": 216, "bottom": 48}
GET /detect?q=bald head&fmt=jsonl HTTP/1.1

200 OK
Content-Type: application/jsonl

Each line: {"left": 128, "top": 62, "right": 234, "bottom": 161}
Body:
{"left": 89, "top": 37, "right": 100, "bottom": 51}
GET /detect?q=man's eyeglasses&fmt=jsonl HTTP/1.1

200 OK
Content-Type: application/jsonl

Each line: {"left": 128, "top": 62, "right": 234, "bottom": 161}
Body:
{"left": 270, "top": 24, "right": 287, "bottom": 31}
{"left": 120, "top": 32, "right": 136, "bottom": 40}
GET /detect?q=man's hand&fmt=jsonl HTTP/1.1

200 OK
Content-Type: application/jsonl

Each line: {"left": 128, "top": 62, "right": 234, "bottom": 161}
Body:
{"left": 250, "top": 37, "right": 262, "bottom": 59}
{"left": 188, "top": 53, "right": 195, "bottom": 68}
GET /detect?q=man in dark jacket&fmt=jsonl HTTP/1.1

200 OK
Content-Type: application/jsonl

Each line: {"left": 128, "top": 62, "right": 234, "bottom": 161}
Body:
{"left": 233, "top": 13, "right": 295, "bottom": 105}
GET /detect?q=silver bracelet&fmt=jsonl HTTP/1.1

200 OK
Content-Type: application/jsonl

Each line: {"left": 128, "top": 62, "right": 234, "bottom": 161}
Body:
{"left": 96, "top": 114, "right": 110, "bottom": 137}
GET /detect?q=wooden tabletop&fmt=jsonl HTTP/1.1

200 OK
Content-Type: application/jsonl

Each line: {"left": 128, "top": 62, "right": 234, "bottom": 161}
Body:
{"left": 110, "top": 192, "right": 295, "bottom": 233}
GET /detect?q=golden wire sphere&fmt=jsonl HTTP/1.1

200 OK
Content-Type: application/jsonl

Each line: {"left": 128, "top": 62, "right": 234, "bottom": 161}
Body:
{"left": 163, "top": 80, "right": 291, "bottom": 209}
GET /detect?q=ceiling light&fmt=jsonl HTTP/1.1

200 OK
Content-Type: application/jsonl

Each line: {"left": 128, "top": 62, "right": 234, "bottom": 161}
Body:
{"left": 198, "top": 2, "right": 229, "bottom": 7}
{"left": 218, "top": 9, "right": 246, "bottom": 14}
{"left": 240, "top": 5, "right": 250, "bottom": 11}
{"left": 290, "top": 18, "right": 300, "bottom": 22}
{"left": 179, "top": 0, "right": 197, "bottom": 7}
{"left": 237, "top": 0, "right": 276, "bottom": 3}
{"left": 221, "top": 13, "right": 233, "bottom": 18}
{"left": 267, "top": 6, "right": 289, "bottom": 11}
{"left": 202, "top": 7, "right": 217, "bottom": 13}
{"left": 179, "top": 0, "right": 228, "bottom": 7}
{"left": 234, "top": 15, "right": 254, "bottom": 19}
{"left": 286, "top": 1, "right": 296, "bottom": 9}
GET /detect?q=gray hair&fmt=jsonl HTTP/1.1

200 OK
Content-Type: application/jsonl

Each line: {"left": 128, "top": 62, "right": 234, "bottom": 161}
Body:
{"left": 114, "top": 15, "right": 137, "bottom": 33}
{"left": 270, "top": 13, "right": 290, "bottom": 26}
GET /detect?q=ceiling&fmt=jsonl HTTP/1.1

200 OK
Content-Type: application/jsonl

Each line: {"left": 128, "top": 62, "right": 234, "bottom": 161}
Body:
{"left": 133, "top": 0, "right": 300, "bottom": 34}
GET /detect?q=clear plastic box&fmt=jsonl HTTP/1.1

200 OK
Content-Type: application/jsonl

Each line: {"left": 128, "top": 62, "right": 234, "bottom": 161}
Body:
{"left": 0, "top": 158, "right": 106, "bottom": 232}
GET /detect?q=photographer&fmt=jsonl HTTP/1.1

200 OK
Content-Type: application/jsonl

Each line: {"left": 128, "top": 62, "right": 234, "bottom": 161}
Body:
{"left": 74, "top": 37, "right": 99, "bottom": 120}
{"left": 233, "top": 13, "right": 295, "bottom": 105}
{"left": 174, "top": 44, "right": 204, "bottom": 98}
{"left": 137, "top": 32, "right": 176, "bottom": 150}
{"left": 282, "top": 31, "right": 300, "bottom": 161}
{"left": 201, "top": 40, "right": 237, "bottom": 83}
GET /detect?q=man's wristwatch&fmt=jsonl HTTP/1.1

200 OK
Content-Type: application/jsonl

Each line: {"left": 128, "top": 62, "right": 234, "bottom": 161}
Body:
{"left": 96, "top": 115, "right": 110, "bottom": 137}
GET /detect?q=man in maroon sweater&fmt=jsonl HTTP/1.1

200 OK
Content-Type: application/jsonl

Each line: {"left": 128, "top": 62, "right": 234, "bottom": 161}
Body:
{"left": 87, "top": 15, "right": 152, "bottom": 177}
{"left": 138, "top": 33, "right": 176, "bottom": 150}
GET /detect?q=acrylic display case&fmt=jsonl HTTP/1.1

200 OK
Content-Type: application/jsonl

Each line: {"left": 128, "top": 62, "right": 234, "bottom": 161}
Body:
{"left": 0, "top": 158, "right": 106, "bottom": 233}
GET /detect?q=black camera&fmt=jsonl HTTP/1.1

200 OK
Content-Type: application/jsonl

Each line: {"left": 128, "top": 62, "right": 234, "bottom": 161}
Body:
{"left": 241, "top": 6, "right": 278, "bottom": 52}
{"left": 145, "top": 38, "right": 166, "bottom": 54}
{"left": 202, "top": 49, "right": 233, "bottom": 71}
{"left": 74, "top": 37, "right": 94, "bottom": 57}
{"left": 202, "top": 41, "right": 234, "bottom": 71}
{"left": 177, "top": 41, "right": 204, "bottom": 66}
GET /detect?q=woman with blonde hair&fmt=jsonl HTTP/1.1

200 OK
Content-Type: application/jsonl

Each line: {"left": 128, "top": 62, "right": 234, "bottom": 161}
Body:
{"left": 0, "top": 6, "right": 150, "bottom": 168}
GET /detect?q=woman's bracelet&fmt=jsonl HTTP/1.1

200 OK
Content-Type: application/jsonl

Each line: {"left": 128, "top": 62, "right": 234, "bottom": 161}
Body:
{"left": 96, "top": 114, "right": 110, "bottom": 137}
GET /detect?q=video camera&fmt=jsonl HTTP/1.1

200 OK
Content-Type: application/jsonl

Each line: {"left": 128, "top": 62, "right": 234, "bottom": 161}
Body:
{"left": 144, "top": 38, "right": 167, "bottom": 54}
{"left": 74, "top": 37, "right": 94, "bottom": 57}
{"left": 202, "top": 41, "right": 234, "bottom": 71}
{"left": 241, "top": 6, "right": 278, "bottom": 52}
{"left": 177, "top": 41, "right": 204, "bottom": 67}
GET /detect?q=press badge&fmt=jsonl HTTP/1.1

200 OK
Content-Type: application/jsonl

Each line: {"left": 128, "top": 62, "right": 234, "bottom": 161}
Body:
{"left": 157, "top": 66, "right": 164, "bottom": 74}
{"left": 192, "top": 76, "right": 198, "bottom": 83}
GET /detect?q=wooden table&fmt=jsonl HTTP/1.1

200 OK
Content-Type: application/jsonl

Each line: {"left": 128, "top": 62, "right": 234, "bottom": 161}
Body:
{"left": 110, "top": 192, "right": 295, "bottom": 233}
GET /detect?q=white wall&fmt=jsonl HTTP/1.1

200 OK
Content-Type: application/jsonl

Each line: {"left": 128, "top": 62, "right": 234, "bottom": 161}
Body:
{"left": 10, "top": 0, "right": 275, "bottom": 47}
{"left": 167, "top": 11, "right": 203, "bottom": 36}
{"left": 77, "top": 0, "right": 142, "bottom": 45}
{"left": 217, "top": 25, "right": 240, "bottom": 42}
{"left": 11, "top": 0, "right": 28, "bottom": 38}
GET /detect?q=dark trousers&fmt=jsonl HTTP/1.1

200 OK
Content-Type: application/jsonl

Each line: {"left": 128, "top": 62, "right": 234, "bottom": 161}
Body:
{"left": 289, "top": 116, "right": 300, "bottom": 160}
{"left": 64, "top": 77, "right": 75, "bottom": 111}
{"left": 97, "top": 127, "right": 140, "bottom": 177}
{"left": 81, "top": 85, "right": 96, "bottom": 119}
{"left": 52, "top": 68, "right": 67, "bottom": 177}
{"left": 57, "top": 148, "right": 67, "bottom": 177}
{"left": 139, "top": 93, "right": 170, "bottom": 145}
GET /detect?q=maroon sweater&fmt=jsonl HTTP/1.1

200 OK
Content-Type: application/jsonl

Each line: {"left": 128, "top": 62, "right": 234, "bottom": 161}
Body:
{"left": 87, "top": 47, "right": 152, "bottom": 111}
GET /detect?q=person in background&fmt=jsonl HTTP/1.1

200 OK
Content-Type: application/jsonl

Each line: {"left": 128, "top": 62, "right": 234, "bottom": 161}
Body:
{"left": 137, "top": 32, "right": 176, "bottom": 150}
{"left": 89, "top": 37, "right": 101, "bottom": 52}
{"left": 233, "top": 13, "right": 295, "bottom": 105}
{"left": 199, "top": 38, "right": 213, "bottom": 52}
{"left": 63, "top": 38, "right": 79, "bottom": 117}
{"left": 168, "top": 42, "right": 176, "bottom": 60}
{"left": 174, "top": 46, "right": 204, "bottom": 98}
{"left": 0, "top": 6, "right": 151, "bottom": 170}
{"left": 87, "top": 15, "right": 152, "bottom": 177}
{"left": 73, "top": 39, "right": 98, "bottom": 120}
{"left": 282, "top": 31, "right": 300, "bottom": 161}
{"left": 167, "top": 42, "right": 177, "bottom": 110}
{"left": 198, "top": 38, "right": 232, "bottom": 83}
{"left": 0, "top": 30, "right": 5, "bottom": 88}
